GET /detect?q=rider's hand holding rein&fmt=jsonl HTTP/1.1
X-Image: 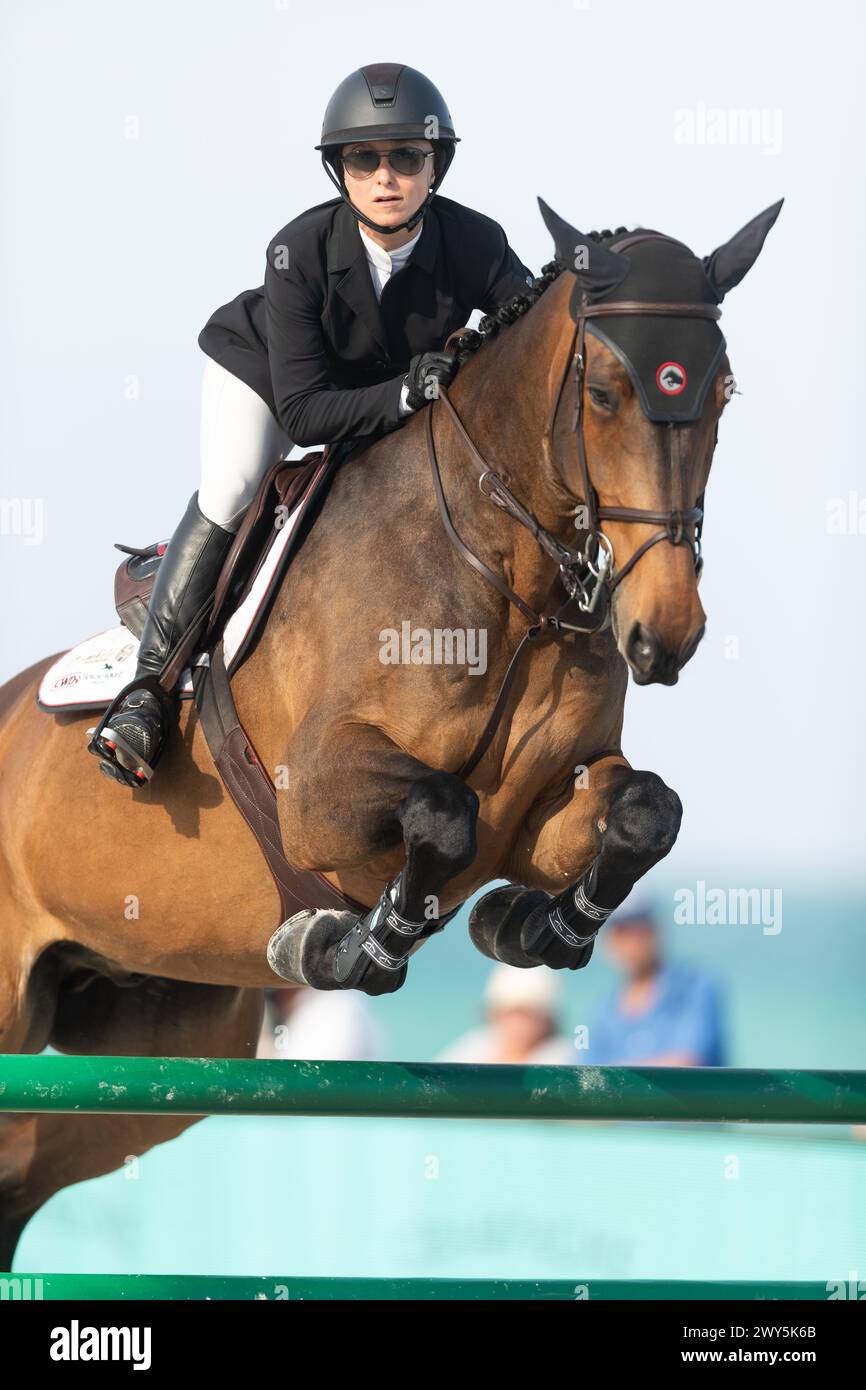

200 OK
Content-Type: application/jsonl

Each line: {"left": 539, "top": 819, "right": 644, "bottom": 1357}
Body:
{"left": 403, "top": 351, "right": 459, "bottom": 409}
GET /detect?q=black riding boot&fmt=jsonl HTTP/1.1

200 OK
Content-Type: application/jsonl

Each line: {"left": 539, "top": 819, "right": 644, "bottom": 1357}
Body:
{"left": 88, "top": 491, "right": 234, "bottom": 787}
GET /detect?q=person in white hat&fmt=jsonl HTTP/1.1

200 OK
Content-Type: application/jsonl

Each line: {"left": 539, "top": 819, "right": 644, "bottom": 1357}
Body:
{"left": 436, "top": 964, "right": 574, "bottom": 1064}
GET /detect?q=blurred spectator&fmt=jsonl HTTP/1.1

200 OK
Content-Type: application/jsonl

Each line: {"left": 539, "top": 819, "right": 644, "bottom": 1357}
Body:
{"left": 257, "top": 986, "right": 385, "bottom": 1061}
{"left": 583, "top": 893, "right": 727, "bottom": 1066}
{"left": 436, "top": 964, "right": 574, "bottom": 1064}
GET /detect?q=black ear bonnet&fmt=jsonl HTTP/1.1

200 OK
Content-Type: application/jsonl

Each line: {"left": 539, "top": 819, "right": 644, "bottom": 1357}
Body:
{"left": 575, "top": 235, "right": 726, "bottom": 423}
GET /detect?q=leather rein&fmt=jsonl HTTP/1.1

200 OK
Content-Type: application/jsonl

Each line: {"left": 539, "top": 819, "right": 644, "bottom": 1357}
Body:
{"left": 426, "top": 247, "right": 723, "bottom": 782}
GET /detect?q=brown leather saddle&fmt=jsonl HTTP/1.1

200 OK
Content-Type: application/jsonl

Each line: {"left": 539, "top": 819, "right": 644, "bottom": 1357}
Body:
{"left": 112, "top": 441, "right": 368, "bottom": 926}
{"left": 115, "top": 449, "right": 331, "bottom": 665}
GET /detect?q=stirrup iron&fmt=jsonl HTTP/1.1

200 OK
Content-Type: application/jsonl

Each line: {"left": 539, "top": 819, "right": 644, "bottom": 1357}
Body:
{"left": 86, "top": 674, "right": 175, "bottom": 787}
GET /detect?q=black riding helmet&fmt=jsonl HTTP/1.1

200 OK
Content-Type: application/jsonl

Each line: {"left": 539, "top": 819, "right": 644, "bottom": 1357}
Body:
{"left": 316, "top": 63, "right": 460, "bottom": 235}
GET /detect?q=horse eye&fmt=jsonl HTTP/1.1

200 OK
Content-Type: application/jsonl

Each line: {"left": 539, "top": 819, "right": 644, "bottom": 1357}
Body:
{"left": 588, "top": 386, "right": 611, "bottom": 409}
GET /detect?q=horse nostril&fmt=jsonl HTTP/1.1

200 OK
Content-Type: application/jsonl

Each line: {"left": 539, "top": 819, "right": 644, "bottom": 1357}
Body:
{"left": 626, "top": 622, "right": 659, "bottom": 673}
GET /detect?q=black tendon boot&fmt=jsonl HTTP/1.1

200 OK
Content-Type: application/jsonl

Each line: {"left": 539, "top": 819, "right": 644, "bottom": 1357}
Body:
{"left": 87, "top": 492, "right": 234, "bottom": 787}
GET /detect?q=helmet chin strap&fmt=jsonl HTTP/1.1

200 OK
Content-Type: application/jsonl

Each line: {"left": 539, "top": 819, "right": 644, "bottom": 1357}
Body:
{"left": 320, "top": 153, "right": 436, "bottom": 236}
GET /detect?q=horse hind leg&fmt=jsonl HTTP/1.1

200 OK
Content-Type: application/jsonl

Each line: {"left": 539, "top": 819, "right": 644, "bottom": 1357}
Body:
{"left": 0, "top": 969, "right": 262, "bottom": 1273}
{"left": 0, "top": 933, "right": 69, "bottom": 1270}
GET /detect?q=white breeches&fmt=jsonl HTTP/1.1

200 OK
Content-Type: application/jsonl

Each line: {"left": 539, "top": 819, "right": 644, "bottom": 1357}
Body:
{"left": 197, "top": 357, "right": 291, "bottom": 532}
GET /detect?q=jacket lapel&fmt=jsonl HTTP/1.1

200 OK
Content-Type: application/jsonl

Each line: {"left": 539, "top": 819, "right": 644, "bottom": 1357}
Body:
{"left": 328, "top": 201, "right": 441, "bottom": 361}
{"left": 329, "top": 202, "right": 389, "bottom": 357}
{"left": 402, "top": 204, "right": 439, "bottom": 274}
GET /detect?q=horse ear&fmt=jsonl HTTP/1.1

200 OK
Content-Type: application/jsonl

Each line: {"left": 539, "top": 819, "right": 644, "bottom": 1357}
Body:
{"left": 537, "top": 196, "right": 629, "bottom": 298}
{"left": 702, "top": 198, "right": 784, "bottom": 301}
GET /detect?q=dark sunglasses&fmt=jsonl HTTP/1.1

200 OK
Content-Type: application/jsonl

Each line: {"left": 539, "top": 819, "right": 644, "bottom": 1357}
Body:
{"left": 341, "top": 146, "right": 434, "bottom": 179}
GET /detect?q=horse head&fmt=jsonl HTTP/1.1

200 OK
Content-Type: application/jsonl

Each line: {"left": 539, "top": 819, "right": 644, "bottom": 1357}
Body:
{"left": 538, "top": 195, "right": 782, "bottom": 685}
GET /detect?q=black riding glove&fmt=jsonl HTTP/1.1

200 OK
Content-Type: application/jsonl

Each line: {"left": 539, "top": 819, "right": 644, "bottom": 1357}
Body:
{"left": 402, "top": 351, "right": 458, "bottom": 411}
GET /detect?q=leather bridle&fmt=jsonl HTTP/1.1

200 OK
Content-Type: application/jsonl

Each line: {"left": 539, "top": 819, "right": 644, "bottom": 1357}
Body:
{"left": 567, "top": 295, "right": 719, "bottom": 593}
{"left": 425, "top": 244, "right": 724, "bottom": 779}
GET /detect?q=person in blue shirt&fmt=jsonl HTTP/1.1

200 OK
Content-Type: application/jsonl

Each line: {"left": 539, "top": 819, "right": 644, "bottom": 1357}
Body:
{"left": 583, "top": 895, "right": 727, "bottom": 1067}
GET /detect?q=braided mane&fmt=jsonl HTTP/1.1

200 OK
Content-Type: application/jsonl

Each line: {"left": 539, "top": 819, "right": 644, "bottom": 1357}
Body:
{"left": 450, "top": 227, "right": 632, "bottom": 365}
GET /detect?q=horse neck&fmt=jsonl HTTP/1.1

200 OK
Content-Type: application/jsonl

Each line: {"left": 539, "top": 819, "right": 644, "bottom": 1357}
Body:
{"left": 430, "top": 282, "right": 577, "bottom": 615}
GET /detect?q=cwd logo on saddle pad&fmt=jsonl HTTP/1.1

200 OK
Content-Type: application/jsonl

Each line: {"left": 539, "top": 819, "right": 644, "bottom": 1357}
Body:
{"left": 656, "top": 360, "right": 688, "bottom": 395}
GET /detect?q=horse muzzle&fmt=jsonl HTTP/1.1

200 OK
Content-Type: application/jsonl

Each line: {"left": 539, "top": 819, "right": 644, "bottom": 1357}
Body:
{"left": 624, "top": 620, "right": 705, "bottom": 686}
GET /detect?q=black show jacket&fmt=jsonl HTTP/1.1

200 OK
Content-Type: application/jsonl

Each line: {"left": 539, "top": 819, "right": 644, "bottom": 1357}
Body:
{"left": 198, "top": 194, "right": 534, "bottom": 447}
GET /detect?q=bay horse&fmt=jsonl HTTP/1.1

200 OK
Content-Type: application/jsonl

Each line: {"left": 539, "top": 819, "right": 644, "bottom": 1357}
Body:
{"left": 0, "top": 197, "right": 781, "bottom": 1266}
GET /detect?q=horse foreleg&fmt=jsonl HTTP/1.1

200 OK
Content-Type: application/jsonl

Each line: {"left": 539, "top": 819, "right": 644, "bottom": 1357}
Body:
{"left": 268, "top": 722, "right": 479, "bottom": 996}
{"left": 471, "top": 754, "right": 682, "bottom": 970}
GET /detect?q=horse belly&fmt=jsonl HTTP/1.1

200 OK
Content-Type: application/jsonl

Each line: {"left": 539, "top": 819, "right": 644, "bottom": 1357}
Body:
{"left": 0, "top": 680, "right": 286, "bottom": 988}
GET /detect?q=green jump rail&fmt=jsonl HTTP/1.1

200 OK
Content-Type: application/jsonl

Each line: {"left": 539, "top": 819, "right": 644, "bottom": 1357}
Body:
{"left": 0, "top": 1274, "right": 838, "bottom": 1301}
{"left": 1, "top": 1056, "right": 865, "bottom": 1123}
{"left": 4, "top": 1056, "right": 862, "bottom": 1302}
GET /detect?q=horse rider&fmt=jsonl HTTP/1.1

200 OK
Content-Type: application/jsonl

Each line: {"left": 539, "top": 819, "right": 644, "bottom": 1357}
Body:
{"left": 88, "top": 62, "right": 534, "bottom": 788}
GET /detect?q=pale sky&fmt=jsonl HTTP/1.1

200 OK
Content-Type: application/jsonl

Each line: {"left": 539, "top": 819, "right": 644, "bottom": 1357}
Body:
{"left": 1, "top": 0, "right": 863, "bottom": 880}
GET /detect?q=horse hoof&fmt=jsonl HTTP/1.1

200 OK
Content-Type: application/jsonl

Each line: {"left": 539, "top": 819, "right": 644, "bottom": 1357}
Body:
{"left": 468, "top": 885, "right": 552, "bottom": 966}
{"left": 267, "top": 909, "right": 358, "bottom": 990}
{"left": 267, "top": 908, "right": 409, "bottom": 995}
{"left": 520, "top": 902, "right": 596, "bottom": 971}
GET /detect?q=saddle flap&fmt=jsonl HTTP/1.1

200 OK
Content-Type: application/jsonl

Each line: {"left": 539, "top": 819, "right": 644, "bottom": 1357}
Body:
{"left": 207, "top": 450, "right": 326, "bottom": 634}
{"left": 40, "top": 445, "right": 343, "bottom": 714}
{"left": 110, "top": 452, "right": 327, "bottom": 639}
